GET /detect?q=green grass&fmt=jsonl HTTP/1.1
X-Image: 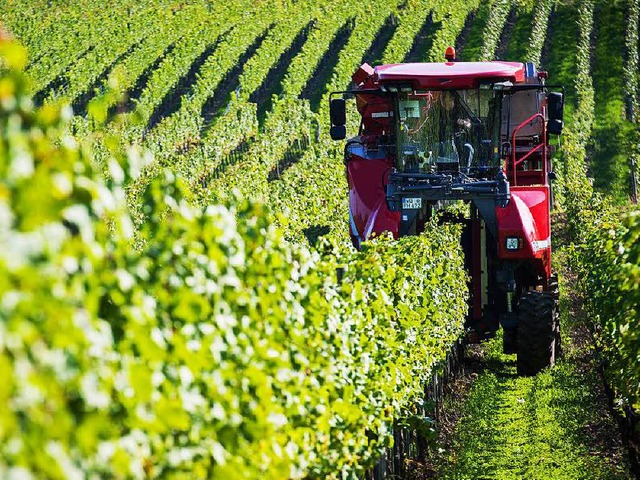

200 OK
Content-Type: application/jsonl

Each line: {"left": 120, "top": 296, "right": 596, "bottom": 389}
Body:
{"left": 542, "top": 1, "right": 581, "bottom": 124}
{"left": 505, "top": 4, "right": 535, "bottom": 61}
{"left": 457, "top": 1, "right": 493, "bottom": 61}
{"left": 436, "top": 267, "right": 632, "bottom": 479}
{"left": 590, "top": 0, "right": 635, "bottom": 203}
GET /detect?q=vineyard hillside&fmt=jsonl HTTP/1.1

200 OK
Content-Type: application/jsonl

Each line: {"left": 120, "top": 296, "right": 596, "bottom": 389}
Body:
{"left": 0, "top": 0, "right": 639, "bottom": 478}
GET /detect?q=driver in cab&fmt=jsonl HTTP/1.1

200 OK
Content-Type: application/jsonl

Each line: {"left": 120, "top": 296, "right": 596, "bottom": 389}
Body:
{"left": 399, "top": 91, "right": 472, "bottom": 171}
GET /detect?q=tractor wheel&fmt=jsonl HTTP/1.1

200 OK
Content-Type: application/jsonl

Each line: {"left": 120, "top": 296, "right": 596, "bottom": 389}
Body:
{"left": 503, "top": 327, "right": 518, "bottom": 354}
{"left": 516, "top": 290, "right": 559, "bottom": 376}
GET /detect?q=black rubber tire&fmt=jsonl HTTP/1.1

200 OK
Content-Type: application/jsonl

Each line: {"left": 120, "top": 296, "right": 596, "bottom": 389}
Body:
{"left": 517, "top": 290, "right": 559, "bottom": 376}
{"left": 503, "top": 327, "right": 518, "bottom": 354}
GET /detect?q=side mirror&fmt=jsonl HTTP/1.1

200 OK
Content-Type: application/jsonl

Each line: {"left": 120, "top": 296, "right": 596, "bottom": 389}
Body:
{"left": 547, "top": 92, "right": 564, "bottom": 135}
{"left": 330, "top": 125, "right": 346, "bottom": 141}
{"left": 330, "top": 98, "right": 346, "bottom": 140}
{"left": 547, "top": 119, "right": 563, "bottom": 135}
{"left": 330, "top": 98, "right": 346, "bottom": 125}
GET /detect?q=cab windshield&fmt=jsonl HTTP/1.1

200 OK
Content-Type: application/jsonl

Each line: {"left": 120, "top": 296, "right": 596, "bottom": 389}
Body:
{"left": 395, "top": 89, "right": 502, "bottom": 176}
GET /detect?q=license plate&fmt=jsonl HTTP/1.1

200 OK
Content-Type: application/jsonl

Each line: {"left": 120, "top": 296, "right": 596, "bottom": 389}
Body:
{"left": 402, "top": 197, "right": 422, "bottom": 210}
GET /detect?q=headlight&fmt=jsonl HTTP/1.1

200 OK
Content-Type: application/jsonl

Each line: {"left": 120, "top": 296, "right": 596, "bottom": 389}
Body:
{"left": 506, "top": 237, "right": 523, "bottom": 250}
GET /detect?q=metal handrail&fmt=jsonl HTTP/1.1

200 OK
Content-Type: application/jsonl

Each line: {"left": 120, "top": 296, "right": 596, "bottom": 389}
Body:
{"left": 507, "top": 108, "right": 547, "bottom": 186}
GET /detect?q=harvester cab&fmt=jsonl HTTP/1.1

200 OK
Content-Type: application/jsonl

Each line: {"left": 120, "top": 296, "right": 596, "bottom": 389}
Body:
{"left": 329, "top": 48, "right": 564, "bottom": 375}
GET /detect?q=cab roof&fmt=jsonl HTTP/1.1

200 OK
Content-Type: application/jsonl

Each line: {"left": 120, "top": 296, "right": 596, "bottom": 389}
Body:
{"left": 374, "top": 61, "right": 526, "bottom": 89}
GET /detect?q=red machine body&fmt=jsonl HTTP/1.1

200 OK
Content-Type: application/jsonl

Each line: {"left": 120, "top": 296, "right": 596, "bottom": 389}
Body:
{"left": 495, "top": 186, "right": 551, "bottom": 278}
{"left": 346, "top": 59, "right": 554, "bottom": 278}
{"left": 347, "top": 156, "right": 399, "bottom": 247}
{"left": 374, "top": 61, "right": 526, "bottom": 89}
{"left": 330, "top": 51, "right": 565, "bottom": 366}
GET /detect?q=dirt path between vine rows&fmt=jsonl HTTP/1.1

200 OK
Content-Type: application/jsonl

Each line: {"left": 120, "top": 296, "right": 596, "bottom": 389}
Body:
{"left": 428, "top": 252, "right": 635, "bottom": 479}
